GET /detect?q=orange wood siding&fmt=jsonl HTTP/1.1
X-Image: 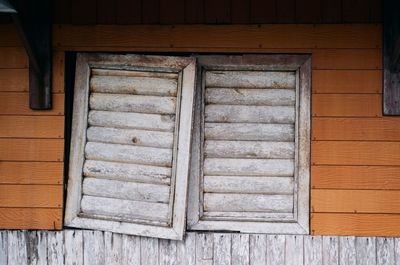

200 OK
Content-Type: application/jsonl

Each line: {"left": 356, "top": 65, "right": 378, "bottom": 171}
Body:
{"left": 0, "top": 25, "right": 64, "bottom": 229}
{"left": 2, "top": 23, "right": 399, "bottom": 236}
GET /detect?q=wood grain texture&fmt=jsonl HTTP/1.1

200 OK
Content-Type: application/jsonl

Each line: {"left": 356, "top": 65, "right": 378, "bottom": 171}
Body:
{"left": 0, "top": 47, "right": 27, "bottom": 68}
{"left": 52, "top": 52, "right": 65, "bottom": 93}
{"left": 0, "top": 116, "right": 64, "bottom": 138}
{"left": 312, "top": 49, "right": 382, "bottom": 70}
{"left": 312, "top": 94, "right": 381, "bottom": 117}
{"left": 312, "top": 141, "right": 400, "bottom": 166}
{"left": 0, "top": 208, "right": 62, "bottom": 229}
{"left": 0, "top": 185, "right": 62, "bottom": 208}
{"left": 313, "top": 70, "right": 382, "bottom": 93}
{"left": 0, "top": 69, "right": 28, "bottom": 92}
{"left": 0, "top": 139, "right": 64, "bottom": 162}
{"left": 0, "top": 93, "right": 64, "bottom": 115}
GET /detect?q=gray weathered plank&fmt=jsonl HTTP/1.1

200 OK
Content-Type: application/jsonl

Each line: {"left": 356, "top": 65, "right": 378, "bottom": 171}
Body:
{"left": 213, "top": 234, "right": 231, "bottom": 265}
{"left": 204, "top": 193, "right": 293, "bottom": 213}
{"left": 339, "top": 236, "right": 356, "bottom": 265}
{"left": 122, "top": 235, "right": 140, "bottom": 265}
{"left": 87, "top": 126, "right": 174, "bottom": 148}
{"left": 202, "top": 211, "right": 293, "bottom": 221}
{"left": 356, "top": 237, "right": 376, "bottom": 265}
{"left": 377, "top": 237, "right": 395, "bottom": 265}
{"left": 0, "top": 231, "right": 7, "bottom": 265}
{"left": 83, "top": 178, "right": 170, "bottom": 203}
{"left": 196, "top": 233, "right": 213, "bottom": 264}
{"left": 267, "top": 235, "right": 285, "bottom": 265}
{"left": 84, "top": 160, "right": 171, "bottom": 185}
{"left": 205, "top": 123, "right": 294, "bottom": 141}
{"left": 394, "top": 238, "right": 400, "bottom": 265}
{"left": 159, "top": 239, "right": 177, "bottom": 265}
{"left": 322, "top": 236, "right": 339, "bottom": 265}
{"left": 47, "top": 232, "right": 64, "bottom": 265}
{"left": 204, "top": 141, "right": 294, "bottom": 159}
{"left": 85, "top": 142, "right": 173, "bottom": 167}
{"left": 204, "top": 158, "right": 294, "bottom": 176}
{"left": 88, "top": 110, "right": 175, "bottom": 132}
{"left": 177, "top": 233, "right": 196, "bottom": 265}
{"left": 64, "top": 230, "right": 83, "bottom": 265}
{"left": 83, "top": 230, "right": 105, "bottom": 265}
{"left": 249, "top": 234, "right": 267, "bottom": 265}
{"left": 203, "top": 176, "right": 293, "bottom": 194}
{"left": 89, "top": 93, "right": 176, "bottom": 114}
{"left": 304, "top": 236, "right": 322, "bottom": 265}
{"left": 105, "top": 232, "right": 122, "bottom": 265}
{"left": 205, "top": 105, "right": 295, "bottom": 123}
{"left": 27, "top": 231, "right": 47, "bottom": 265}
{"left": 8, "top": 231, "right": 27, "bottom": 265}
{"left": 232, "top": 234, "right": 249, "bottom": 265}
{"left": 140, "top": 237, "right": 159, "bottom": 265}
{"left": 285, "top": 235, "right": 303, "bottom": 265}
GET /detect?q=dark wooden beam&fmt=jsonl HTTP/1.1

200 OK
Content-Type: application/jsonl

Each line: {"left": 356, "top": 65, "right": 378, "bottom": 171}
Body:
{"left": 383, "top": 0, "right": 400, "bottom": 115}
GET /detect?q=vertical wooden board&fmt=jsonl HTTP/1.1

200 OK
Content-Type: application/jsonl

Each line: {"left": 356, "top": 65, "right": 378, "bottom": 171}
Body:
{"left": 204, "top": 0, "right": 230, "bottom": 23}
{"left": 213, "top": 234, "right": 231, "bottom": 265}
{"left": 339, "top": 236, "right": 356, "bottom": 265}
{"left": 140, "top": 237, "right": 159, "bottom": 265}
{"left": 249, "top": 234, "right": 266, "bottom": 265}
{"left": 267, "top": 235, "right": 285, "bottom": 265}
{"left": 53, "top": 0, "right": 71, "bottom": 24}
{"left": 27, "top": 231, "right": 47, "bottom": 265}
{"left": 53, "top": 52, "right": 65, "bottom": 94}
{"left": 160, "top": 0, "right": 184, "bottom": 24}
{"left": 116, "top": 0, "right": 141, "bottom": 24}
{"left": 322, "top": 236, "right": 339, "bottom": 265}
{"left": 285, "top": 235, "right": 303, "bottom": 265}
{"left": 177, "top": 233, "right": 196, "bottom": 265}
{"left": 356, "top": 237, "right": 376, "bottom": 265}
{"left": 104, "top": 232, "right": 122, "bottom": 265}
{"left": 304, "top": 236, "right": 322, "bottom": 265}
{"left": 231, "top": 0, "right": 250, "bottom": 24}
{"left": 185, "top": 0, "right": 204, "bottom": 23}
{"left": 64, "top": 230, "right": 83, "bottom": 265}
{"left": 47, "top": 232, "right": 64, "bottom": 265}
{"left": 395, "top": 238, "right": 400, "bottom": 265}
{"left": 321, "top": 0, "right": 341, "bottom": 23}
{"left": 71, "top": 0, "right": 96, "bottom": 24}
{"left": 312, "top": 49, "right": 382, "bottom": 70}
{"left": 377, "top": 237, "right": 395, "bottom": 265}
{"left": 97, "top": 0, "right": 116, "bottom": 24}
{"left": 250, "top": 0, "right": 276, "bottom": 23}
{"left": 83, "top": 230, "right": 105, "bottom": 265}
{"left": 196, "top": 234, "right": 213, "bottom": 261}
{"left": 7, "top": 231, "right": 27, "bottom": 265}
{"left": 276, "top": 0, "right": 295, "bottom": 23}
{"left": 0, "top": 231, "right": 7, "bottom": 265}
{"left": 122, "top": 235, "right": 140, "bottom": 265}
{"left": 142, "top": 0, "right": 160, "bottom": 24}
{"left": 342, "top": 0, "right": 370, "bottom": 22}
{"left": 296, "top": 0, "right": 321, "bottom": 23}
{"left": 159, "top": 239, "right": 177, "bottom": 265}
{"left": 232, "top": 234, "right": 249, "bottom": 265}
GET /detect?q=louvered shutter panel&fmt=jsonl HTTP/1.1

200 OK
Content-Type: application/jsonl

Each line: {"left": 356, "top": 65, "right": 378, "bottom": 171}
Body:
{"left": 188, "top": 55, "right": 311, "bottom": 234}
{"left": 65, "top": 54, "right": 196, "bottom": 240}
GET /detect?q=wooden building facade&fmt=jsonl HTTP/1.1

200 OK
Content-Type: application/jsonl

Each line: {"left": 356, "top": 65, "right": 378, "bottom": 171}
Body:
{"left": 1, "top": 0, "right": 400, "bottom": 263}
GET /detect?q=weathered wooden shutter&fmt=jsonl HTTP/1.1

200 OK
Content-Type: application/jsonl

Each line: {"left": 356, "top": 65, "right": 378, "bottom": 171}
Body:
{"left": 65, "top": 54, "right": 196, "bottom": 240}
{"left": 188, "top": 55, "right": 311, "bottom": 234}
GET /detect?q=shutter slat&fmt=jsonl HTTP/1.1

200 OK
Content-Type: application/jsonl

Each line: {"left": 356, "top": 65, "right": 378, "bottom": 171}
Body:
{"left": 87, "top": 126, "right": 174, "bottom": 148}
{"left": 83, "top": 160, "right": 171, "bottom": 185}
{"left": 82, "top": 178, "right": 170, "bottom": 203}
{"left": 205, "top": 141, "right": 294, "bottom": 159}
{"left": 205, "top": 123, "right": 294, "bottom": 141}
{"left": 205, "top": 105, "right": 295, "bottom": 123}
{"left": 202, "top": 212, "right": 294, "bottom": 221}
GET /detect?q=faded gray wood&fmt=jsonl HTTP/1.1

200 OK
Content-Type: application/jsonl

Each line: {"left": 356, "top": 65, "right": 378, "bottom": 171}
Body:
{"left": 205, "top": 88, "right": 295, "bottom": 106}
{"left": 249, "top": 234, "right": 267, "bottom": 265}
{"left": 83, "top": 230, "right": 104, "bottom": 265}
{"left": 8, "top": 231, "right": 27, "bottom": 265}
{"left": 202, "top": 211, "right": 293, "bottom": 221}
{"left": 87, "top": 126, "right": 174, "bottom": 148}
{"left": 47, "top": 232, "right": 64, "bottom": 265}
{"left": 304, "top": 236, "right": 322, "bottom": 265}
{"left": 122, "top": 235, "right": 140, "bottom": 264}
{"left": 204, "top": 193, "right": 293, "bottom": 213}
{"left": 339, "top": 236, "right": 356, "bottom": 265}
{"left": 159, "top": 239, "right": 177, "bottom": 265}
{"left": 285, "top": 235, "right": 303, "bottom": 265}
{"left": 377, "top": 237, "right": 395, "bottom": 265}
{"left": 176, "top": 233, "right": 195, "bottom": 265}
{"left": 141, "top": 237, "right": 159, "bottom": 265}
{"left": 205, "top": 71, "right": 296, "bottom": 88}
{"left": 205, "top": 123, "right": 294, "bottom": 141}
{"left": 231, "top": 234, "right": 249, "bottom": 265}
{"left": 203, "top": 176, "right": 293, "bottom": 194}
{"left": 84, "top": 160, "right": 171, "bottom": 185}
{"left": 356, "top": 237, "right": 376, "bottom": 265}
{"left": 27, "top": 231, "right": 47, "bottom": 265}
{"left": 322, "top": 236, "right": 339, "bottom": 265}
{"left": 64, "top": 230, "right": 83, "bottom": 265}
{"left": 0, "top": 231, "right": 7, "bottom": 265}
{"left": 105, "top": 232, "right": 122, "bottom": 265}
{"left": 213, "top": 234, "right": 231, "bottom": 265}
{"left": 394, "top": 238, "right": 400, "bottom": 265}
{"left": 196, "top": 234, "right": 214, "bottom": 263}
{"left": 267, "top": 235, "right": 285, "bottom": 265}
{"left": 83, "top": 178, "right": 170, "bottom": 203}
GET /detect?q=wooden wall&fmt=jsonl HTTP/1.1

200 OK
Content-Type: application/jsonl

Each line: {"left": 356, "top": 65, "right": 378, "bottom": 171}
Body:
{"left": 2, "top": 23, "right": 400, "bottom": 236}
{"left": 0, "top": 25, "right": 64, "bottom": 229}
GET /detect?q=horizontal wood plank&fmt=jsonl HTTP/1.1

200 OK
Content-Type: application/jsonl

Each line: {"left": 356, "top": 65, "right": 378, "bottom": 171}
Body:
{"left": 0, "top": 93, "right": 64, "bottom": 115}
{"left": 0, "top": 116, "right": 64, "bottom": 138}
{"left": 0, "top": 139, "right": 64, "bottom": 162}
{"left": 0, "top": 208, "right": 62, "bottom": 229}
{"left": 312, "top": 165, "right": 400, "bottom": 190}
{"left": 313, "top": 70, "right": 382, "bottom": 93}
{"left": 312, "top": 190, "right": 400, "bottom": 213}
{"left": 312, "top": 118, "right": 400, "bottom": 141}
{"left": 312, "top": 141, "right": 400, "bottom": 166}
{"left": 312, "top": 213, "right": 400, "bottom": 236}
{"left": 0, "top": 185, "right": 63, "bottom": 208}
{"left": 312, "top": 94, "right": 381, "bottom": 117}
{"left": 0, "top": 162, "right": 63, "bottom": 185}
{"left": 312, "top": 49, "right": 382, "bottom": 70}
{"left": 0, "top": 25, "right": 22, "bottom": 46}
{"left": 0, "top": 69, "right": 28, "bottom": 92}
{"left": 0, "top": 47, "right": 27, "bottom": 68}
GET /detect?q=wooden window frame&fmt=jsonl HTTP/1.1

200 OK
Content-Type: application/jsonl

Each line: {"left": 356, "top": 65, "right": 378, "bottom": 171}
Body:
{"left": 187, "top": 55, "right": 311, "bottom": 234}
{"left": 64, "top": 53, "right": 196, "bottom": 240}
